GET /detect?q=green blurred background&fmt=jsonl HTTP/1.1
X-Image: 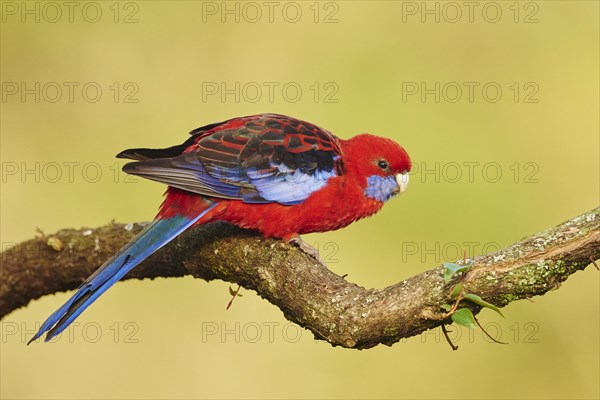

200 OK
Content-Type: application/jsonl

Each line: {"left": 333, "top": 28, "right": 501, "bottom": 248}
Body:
{"left": 1, "top": 1, "right": 598, "bottom": 399}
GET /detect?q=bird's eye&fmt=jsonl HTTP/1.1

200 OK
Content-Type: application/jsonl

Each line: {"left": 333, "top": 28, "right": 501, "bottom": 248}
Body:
{"left": 377, "top": 160, "right": 389, "bottom": 170}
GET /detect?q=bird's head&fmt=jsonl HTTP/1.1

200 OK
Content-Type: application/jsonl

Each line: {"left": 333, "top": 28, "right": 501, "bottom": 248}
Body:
{"left": 342, "top": 134, "right": 412, "bottom": 203}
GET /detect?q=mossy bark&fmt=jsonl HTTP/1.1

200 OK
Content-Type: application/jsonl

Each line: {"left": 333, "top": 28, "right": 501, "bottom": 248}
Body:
{"left": 1, "top": 208, "right": 598, "bottom": 349}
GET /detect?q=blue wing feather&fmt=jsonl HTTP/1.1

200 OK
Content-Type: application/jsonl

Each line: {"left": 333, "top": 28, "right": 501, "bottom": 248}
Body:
{"left": 244, "top": 165, "right": 336, "bottom": 205}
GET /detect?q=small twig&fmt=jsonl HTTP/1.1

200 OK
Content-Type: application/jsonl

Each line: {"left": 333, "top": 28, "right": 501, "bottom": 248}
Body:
{"left": 473, "top": 315, "right": 508, "bottom": 345}
{"left": 226, "top": 284, "right": 242, "bottom": 310}
{"left": 448, "top": 292, "right": 464, "bottom": 316}
{"left": 441, "top": 324, "right": 459, "bottom": 351}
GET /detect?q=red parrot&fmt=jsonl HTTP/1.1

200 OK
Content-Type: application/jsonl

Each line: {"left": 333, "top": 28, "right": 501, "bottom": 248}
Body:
{"left": 29, "top": 113, "right": 411, "bottom": 343}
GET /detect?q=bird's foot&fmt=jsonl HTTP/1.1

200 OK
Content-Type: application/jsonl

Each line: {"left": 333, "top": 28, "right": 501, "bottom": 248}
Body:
{"left": 288, "top": 236, "right": 327, "bottom": 266}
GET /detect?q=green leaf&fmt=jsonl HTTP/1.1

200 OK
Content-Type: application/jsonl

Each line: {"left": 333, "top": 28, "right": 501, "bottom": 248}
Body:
{"left": 440, "top": 303, "right": 452, "bottom": 312}
{"left": 228, "top": 286, "right": 237, "bottom": 296}
{"left": 443, "top": 262, "right": 471, "bottom": 283}
{"left": 450, "top": 283, "right": 463, "bottom": 299}
{"left": 463, "top": 293, "right": 504, "bottom": 317}
{"left": 451, "top": 308, "right": 476, "bottom": 328}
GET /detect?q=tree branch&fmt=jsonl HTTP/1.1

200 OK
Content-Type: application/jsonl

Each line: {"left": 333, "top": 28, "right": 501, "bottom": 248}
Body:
{"left": 1, "top": 208, "right": 598, "bottom": 349}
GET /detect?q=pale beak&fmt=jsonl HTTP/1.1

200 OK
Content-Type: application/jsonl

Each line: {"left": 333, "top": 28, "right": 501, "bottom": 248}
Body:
{"left": 395, "top": 172, "right": 410, "bottom": 194}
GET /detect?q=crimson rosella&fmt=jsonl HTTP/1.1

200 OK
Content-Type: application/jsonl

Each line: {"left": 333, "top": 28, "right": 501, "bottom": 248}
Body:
{"left": 29, "top": 113, "right": 411, "bottom": 343}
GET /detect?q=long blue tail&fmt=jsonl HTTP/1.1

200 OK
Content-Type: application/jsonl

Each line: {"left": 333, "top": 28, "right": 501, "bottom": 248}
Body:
{"left": 29, "top": 205, "right": 216, "bottom": 344}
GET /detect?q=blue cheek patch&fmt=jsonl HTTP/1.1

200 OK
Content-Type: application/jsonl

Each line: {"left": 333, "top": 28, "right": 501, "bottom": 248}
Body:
{"left": 365, "top": 175, "right": 398, "bottom": 202}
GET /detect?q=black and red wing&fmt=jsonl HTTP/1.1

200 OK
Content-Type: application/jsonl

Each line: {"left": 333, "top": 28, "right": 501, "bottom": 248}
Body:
{"left": 118, "top": 114, "right": 344, "bottom": 205}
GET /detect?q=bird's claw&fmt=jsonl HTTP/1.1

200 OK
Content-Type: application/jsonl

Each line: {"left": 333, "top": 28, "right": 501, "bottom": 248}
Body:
{"left": 288, "top": 236, "right": 327, "bottom": 266}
